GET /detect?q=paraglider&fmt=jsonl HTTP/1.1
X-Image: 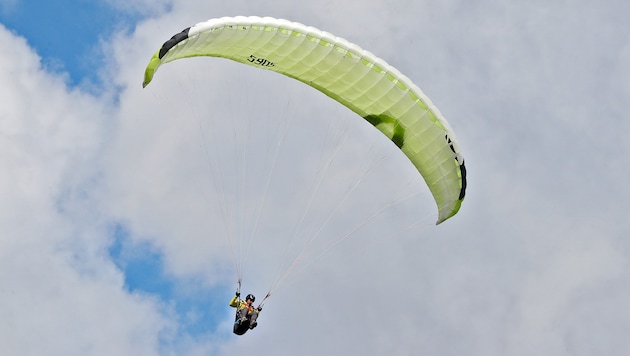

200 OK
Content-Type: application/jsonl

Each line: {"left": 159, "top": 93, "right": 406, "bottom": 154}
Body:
{"left": 142, "top": 16, "right": 467, "bottom": 334}
{"left": 143, "top": 16, "right": 466, "bottom": 225}
{"left": 230, "top": 292, "right": 262, "bottom": 335}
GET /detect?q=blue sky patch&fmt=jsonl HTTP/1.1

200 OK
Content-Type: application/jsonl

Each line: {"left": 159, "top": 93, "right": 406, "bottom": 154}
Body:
{"left": 0, "top": 0, "right": 142, "bottom": 88}
{"left": 109, "top": 224, "right": 232, "bottom": 337}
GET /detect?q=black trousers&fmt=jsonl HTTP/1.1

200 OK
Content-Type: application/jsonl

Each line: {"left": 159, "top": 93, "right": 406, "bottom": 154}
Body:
{"left": 233, "top": 308, "right": 258, "bottom": 335}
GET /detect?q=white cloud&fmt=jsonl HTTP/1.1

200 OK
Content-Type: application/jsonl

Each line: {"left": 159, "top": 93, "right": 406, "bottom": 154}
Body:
{"left": 3, "top": 0, "right": 630, "bottom": 354}
{"left": 0, "top": 24, "right": 171, "bottom": 355}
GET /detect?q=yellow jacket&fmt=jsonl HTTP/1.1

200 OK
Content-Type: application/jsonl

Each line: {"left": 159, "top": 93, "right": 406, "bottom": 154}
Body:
{"left": 229, "top": 296, "right": 259, "bottom": 314}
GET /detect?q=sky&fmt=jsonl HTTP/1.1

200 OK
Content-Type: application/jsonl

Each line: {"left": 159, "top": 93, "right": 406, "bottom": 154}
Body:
{"left": 1, "top": 0, "right": 629, "bottom": 355}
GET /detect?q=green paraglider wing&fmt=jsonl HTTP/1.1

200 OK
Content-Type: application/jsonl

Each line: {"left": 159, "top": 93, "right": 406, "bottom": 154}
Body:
{"left": 143, "top": 16, "right": 466, "bottom": 224}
